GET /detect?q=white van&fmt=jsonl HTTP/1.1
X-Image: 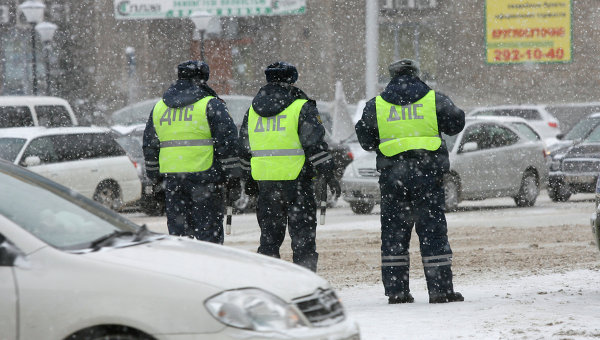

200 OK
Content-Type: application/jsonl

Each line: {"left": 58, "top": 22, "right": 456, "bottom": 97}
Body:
{"left": 0, "top": 96, "right": 78, "bottom": 128}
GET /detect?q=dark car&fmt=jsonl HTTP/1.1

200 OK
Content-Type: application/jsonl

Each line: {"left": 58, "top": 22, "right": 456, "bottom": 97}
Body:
{"left": 548, "top": 123, "right": 600, "bottom": 201}
{"left": 547, "top": 112, "right": 600, "bottom": 159}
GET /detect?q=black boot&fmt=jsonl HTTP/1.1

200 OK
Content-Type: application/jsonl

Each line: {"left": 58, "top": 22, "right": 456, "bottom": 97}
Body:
{"left": 388, "top": 292, "right": 415, "bottom": 304}
{"left": 429, "top": 291, "right": 464, "bottom": 303}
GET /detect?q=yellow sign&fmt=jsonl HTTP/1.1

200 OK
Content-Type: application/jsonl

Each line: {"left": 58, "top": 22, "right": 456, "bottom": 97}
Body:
{"left": 485, "top": 1, "right": 571, "bottom": 64}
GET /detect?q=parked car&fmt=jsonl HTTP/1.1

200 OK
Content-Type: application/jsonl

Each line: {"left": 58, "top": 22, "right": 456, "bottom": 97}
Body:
{"left": 590, "top": 175, "right": 600, "bottom": 252}
{"left": 468, "top": 105, "right": 561, "bottom": 145}
{"left": 341, "top": 116, "right": 549, "bottom": 213}
{"left": 0, "top": 159, "right": 360, "bottom": 340}
{"left": 548, "top": 123, "right": 600, "bottom": 202}
{"left": 0, "top": 127, "right": 141, "bottom": 211}
{"left": 0, "top": 95, "right": 78, "bottom": 128}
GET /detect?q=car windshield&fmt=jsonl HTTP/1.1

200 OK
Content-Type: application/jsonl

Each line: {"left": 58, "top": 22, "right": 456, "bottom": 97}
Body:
{"left": 583, "top": 124, "right": 600, "bottom": 143}
{"left": 0, "top": 166, "right": 139, "bottom": 250}
{"left": 0, "top": 138, "right": 26, "bottom": 162}
{"left": 563, "top": 116, "right": 600, "bottom": 140}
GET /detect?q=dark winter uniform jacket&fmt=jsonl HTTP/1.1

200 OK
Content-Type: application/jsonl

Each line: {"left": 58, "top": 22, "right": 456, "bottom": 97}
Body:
{"left": 355, "top": 75, "right": 465, "bottom": 172}
{"left": 239, "top": 83, "right": 336, "bottom": 181}
{"left": 142, "top": 79, "right": 240, "bottom": 184}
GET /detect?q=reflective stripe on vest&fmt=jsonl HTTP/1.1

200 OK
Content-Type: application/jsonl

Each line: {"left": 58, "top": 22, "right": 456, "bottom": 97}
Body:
{"left": 376, "top": 91, "right": 441, "bottom": 157}
{"left": 248, "top": 99, "right": 307, "bottom": 181}
{"left": 152, "top": 96, "right": 214, "bottom": 173}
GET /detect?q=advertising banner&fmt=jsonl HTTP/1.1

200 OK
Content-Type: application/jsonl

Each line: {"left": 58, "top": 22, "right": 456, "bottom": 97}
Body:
{"left": 114, "top": 0, "right": 306, "bottom": 19}
{"left": 485, "top": 0, "right": 572, "bottom": 64}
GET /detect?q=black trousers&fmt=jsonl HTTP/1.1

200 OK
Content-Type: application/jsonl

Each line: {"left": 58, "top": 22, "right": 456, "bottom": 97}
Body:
{"left": 379, "top": 160, "right": 455, "bottom": 297}
{"left": 256, "top": 179, "right": 318, "bottom": 272}
{"left": 164, "top": 175, "right": 224, "bottom": 244}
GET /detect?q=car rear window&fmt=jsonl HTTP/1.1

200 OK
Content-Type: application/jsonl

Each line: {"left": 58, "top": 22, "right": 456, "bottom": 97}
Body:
{"left": 0, "top": 106, "right": 34, "bottom": 127}
{"left": 35, "top": 105, "right": 74, "bottom": 127}
{"left": 0, "top": 138, "right": 26, "bottom": 162}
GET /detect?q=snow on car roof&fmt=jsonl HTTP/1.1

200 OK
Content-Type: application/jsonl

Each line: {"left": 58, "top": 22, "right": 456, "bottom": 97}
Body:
{"left": 0, "top": 126, "right": 111, "bottom": 139}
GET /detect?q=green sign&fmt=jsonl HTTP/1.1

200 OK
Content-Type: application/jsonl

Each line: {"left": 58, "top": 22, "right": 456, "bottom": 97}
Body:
{"left": 114, "top": 0, "right": 306, "bottom": 19}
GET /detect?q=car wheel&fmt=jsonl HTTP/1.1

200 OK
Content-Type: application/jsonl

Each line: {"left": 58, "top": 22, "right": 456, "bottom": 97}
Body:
{"left": 350, "top": 200, "right": 375, "bottom": 214}
{"left": 514, "top": 171, "right": 539, "bottom": 207}
{"left": 548, "top": 181, "right": 572, "bottom": 202}
{"left": 444, "top": 177, "right": 460, "bottom": 212}
{"left": 93, "top": 181, "right": 122, "bottom": 210}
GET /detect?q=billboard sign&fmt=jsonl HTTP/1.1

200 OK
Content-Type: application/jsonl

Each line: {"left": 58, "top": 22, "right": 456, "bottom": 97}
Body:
{"left": 114, "top": 0, "right": 306, "bottom": 19}
{"left": 485, "top": 0, "right": 572, "bottom": 64}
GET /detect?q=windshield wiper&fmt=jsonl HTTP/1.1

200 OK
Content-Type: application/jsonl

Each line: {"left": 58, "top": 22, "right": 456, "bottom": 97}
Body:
{"left": 89, "top": 225, "right": 152, "bottom": 251}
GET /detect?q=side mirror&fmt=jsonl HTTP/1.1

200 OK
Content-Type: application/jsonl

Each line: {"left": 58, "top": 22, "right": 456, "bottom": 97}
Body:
{"left": 24, "top": 156, "right": 41, "bottom": 167}
{"left": 461, "top": 142, "right": 478, "bottom": 153}
{"left": 0, "top": 233, "right": 18, "bottom": 266}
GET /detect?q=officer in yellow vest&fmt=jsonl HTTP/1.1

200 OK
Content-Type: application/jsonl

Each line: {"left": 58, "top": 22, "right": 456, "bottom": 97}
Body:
{"left": 143, "top": 60, "right": 241, "bottom": 244}
{"left": 239, "top": 62, "right": 341, "bottom": 272}
{"left": 356, "top": 59, "right": 466, "bottom": 304}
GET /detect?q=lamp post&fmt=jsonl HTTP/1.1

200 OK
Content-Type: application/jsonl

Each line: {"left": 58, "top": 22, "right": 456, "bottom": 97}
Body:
{"left": 190, "top": 11, "right": 214, "bottom": 61}
{"left": 35, "top": 21, "right": 57, "bottom": 95}
{"left": 18, "top": 0, "right": 46, "bottom": 95}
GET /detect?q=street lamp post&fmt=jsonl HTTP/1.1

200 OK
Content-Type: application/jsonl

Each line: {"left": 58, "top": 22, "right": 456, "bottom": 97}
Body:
{"left": 18, "top": 0, "right": 46, "bottom": 95}
{"left": 35, "top": 21, "right": 57, "bottom": 95}
{"left": 190, "top": 11, "right": 214, "bottom": 61}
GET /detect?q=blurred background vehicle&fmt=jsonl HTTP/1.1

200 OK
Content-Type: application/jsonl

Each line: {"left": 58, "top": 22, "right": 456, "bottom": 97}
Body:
{"left": 468, "top": 105, "right": 561, "bottom": 146}
{"left": 0, "top": 96, "right": 78, "bottom": 128}
{"left": 548, "top": 123, "right": 600, "bottom": 202}
{"left": 547, "top": 112, "right": 600, "bottom": 159}
{"left": 0, "top": 159, "right": 360, "bottom": 340}
{"left": 341, "top": 116, "right": 549, "bottom": 214}
{"left": 590, "top": 174, "right": 600, "bottom": 252}
{"left": 0, "top": 126, "right": 141, "bottom": 210}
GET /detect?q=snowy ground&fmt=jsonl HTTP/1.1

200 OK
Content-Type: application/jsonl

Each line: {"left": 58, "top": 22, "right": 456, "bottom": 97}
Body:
{"left": 127, "top": 191, "right": 600, "bottom": 339}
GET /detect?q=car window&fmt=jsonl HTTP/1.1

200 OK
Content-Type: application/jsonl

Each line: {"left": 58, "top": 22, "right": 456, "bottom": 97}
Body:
{"left": 0, "top": 138, "right": 26, "bottom": 162}
{"left": 35, "top": 105, "right": 73, "bottom": 127}
{"left": 57, "top": 133, "right": 126, "bottom": 161}
{"left": 20, "top": 136, "right": 59, "bottom": 165}
{"left": 583, "top": 124, "right": 600, "bottom": 143}
{"left": 0, "top": 169, "right": 137, "bottom": 249}
{"left": 460, "top": 124, "right": 487, "bottom": 151}
{"left": 564, "top": 117, "right": 600, "bottom": 140}
{"left": 510, "top": 122, "right": 541, "bottom": 141}
{"left": 0, "top": 106, "right": 34, "bottom": 128}
{"left": 487, "top": 124, "right": 519, "bottom": 147}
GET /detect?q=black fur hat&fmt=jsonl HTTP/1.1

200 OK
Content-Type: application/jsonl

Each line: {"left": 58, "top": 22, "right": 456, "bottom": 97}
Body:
{"left": 177, "top": 60, "right": 209, "bottom": 81}
{"left": 264, "top": 61, "right": 298, "bottom": 84}
{"left": 388, "top": 59, "right": 420, "bottom": 78}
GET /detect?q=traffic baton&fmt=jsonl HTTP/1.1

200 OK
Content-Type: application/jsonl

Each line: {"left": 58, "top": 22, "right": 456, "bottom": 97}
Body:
{"left": 319, "top": 176, "right": 327, "bottom": 225}
{"left": 225, "top": 190, "right": 233, "bottom": 235}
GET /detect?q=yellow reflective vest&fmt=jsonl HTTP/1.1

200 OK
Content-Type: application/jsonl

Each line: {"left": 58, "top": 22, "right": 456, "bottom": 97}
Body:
{"left": 152, "top": 96, "right": 214, "bottom": 173}
{"left": 376, "top": 90, "right": 441, "bottom": 156}
{"left": 248, "top": 99, "right": 306, "bottom": 180}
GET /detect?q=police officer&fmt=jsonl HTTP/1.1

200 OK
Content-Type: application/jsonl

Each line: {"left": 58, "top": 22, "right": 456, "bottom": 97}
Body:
{"left": 143, "top": 60, "right": 241, "bottom": 244}
{"left": 239, "top": 61, "right": 340, "bottom": 272}
{"left": 356, "top": 59, "right": 465, "bottom": 304}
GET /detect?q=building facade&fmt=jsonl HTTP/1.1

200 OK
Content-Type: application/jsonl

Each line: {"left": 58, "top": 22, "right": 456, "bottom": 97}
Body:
{"left": 1, "top": 0, "right": 598, "bottom": 124}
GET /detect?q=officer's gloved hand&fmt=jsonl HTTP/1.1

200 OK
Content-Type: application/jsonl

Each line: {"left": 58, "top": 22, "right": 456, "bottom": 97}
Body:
{"left": 226, "top": 178, "right": 242, "bottom": 202}
{"left": 244, "top": 179, "right": 259, "bottom": 197}
{"left": 324, "top": 172, "right": 341, "bottom": 199}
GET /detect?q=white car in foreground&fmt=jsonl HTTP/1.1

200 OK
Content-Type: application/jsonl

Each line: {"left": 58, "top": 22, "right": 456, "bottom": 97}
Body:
{"left": 342, "top": 116, "right": 549, "bottom": 213}
{"left": 0, "top": 126, "right": 141, "bottom": 210}
{"left": 0, "top": 160, "right": 360, "bottom": 340}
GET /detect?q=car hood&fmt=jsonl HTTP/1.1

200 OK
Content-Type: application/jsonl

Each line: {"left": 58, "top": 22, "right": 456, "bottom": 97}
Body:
{"left": 84, "top": 236, "right": 328, "bottom": 301}
{"left": 564, "top": 143, "right": 600, "bottom": 159}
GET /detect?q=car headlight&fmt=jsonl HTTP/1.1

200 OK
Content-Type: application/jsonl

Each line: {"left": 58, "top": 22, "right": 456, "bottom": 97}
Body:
{"left": 204, "top": 288, "right": 306, "bottom": 331}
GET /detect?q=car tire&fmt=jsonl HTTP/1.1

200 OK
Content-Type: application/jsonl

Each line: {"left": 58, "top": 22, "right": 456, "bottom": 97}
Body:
{"left": 444, "top": 177, "right": 460, "bottom": 212}
{"left": 514, "top": 171, "right": 539, "bottom": 207}
{"left": 350, "top": 201, "right": 375, "bottom": 214}
{"left": 93, "top": 181, "right": 122, "bottom": 210}
{"left": 548, "top": 181, "right": 572, "bottom": 202}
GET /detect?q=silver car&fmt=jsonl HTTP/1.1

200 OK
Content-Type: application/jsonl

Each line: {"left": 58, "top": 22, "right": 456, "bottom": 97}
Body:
{"left": 342, "top": 116, "right": 549, "bottom": 214}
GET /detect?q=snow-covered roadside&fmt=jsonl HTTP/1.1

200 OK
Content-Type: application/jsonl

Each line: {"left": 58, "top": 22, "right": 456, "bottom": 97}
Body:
{"left": 340, "top": 269, "right": 600, "bottom": 339}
